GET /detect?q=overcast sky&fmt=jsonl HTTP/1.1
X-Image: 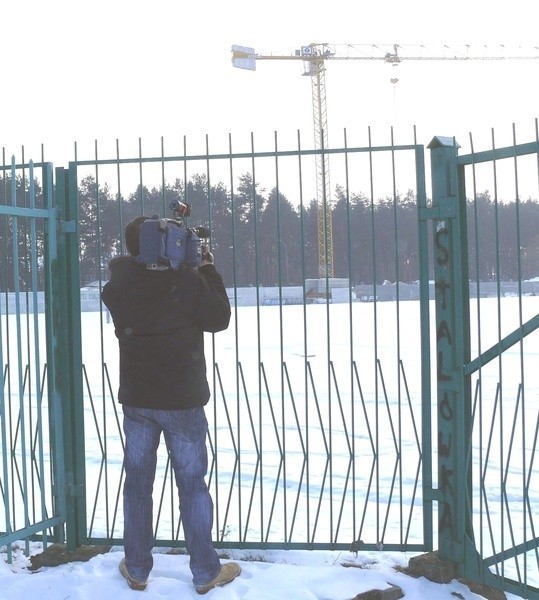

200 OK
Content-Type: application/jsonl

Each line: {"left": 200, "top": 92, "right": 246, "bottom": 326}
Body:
{"left": 2, "top": 0, "right": 538, "bottom": 165}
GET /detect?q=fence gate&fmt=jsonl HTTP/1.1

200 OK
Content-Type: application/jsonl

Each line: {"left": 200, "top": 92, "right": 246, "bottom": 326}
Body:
{"left": 0, "top": 159, "right": 84, "bottom": 557}
{"left": 64, "top": 136, "right": 434, "bottom": 556}
{"left": 429, "top": 135, "right": 539, "bottom": 600}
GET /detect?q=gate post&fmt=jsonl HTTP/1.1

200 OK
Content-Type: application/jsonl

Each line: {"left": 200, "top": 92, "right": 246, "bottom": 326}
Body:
{"left": 427, "top": 137, "right": 474, "bottom": 570}
{"left": 52, "top": 165, "right": 86, "bottom": 549}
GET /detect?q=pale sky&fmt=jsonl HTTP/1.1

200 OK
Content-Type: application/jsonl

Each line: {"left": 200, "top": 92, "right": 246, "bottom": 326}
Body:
{"left": 2, "top": 0, "right": 538, "bottom": 165}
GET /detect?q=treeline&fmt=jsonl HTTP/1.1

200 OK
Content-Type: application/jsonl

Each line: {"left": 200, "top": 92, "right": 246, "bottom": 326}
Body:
{"left": 2, "top": 172, "right": 539, "bottom": 290}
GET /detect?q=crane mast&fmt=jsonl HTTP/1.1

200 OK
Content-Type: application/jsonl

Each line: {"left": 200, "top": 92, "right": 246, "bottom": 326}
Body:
{"left": 303, "top": 46, "right": 333, "bottom": 277}
{"left": 232, "top": 43, "right": 539, "bottom": 279}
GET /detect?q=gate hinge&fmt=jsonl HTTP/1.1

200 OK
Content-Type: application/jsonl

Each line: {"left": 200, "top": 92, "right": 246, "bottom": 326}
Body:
{"left": 424, "top": 487, "right": 441, "bottom": 501}
{"left": 59, "top": 219, "right": 77, "bottom": 234}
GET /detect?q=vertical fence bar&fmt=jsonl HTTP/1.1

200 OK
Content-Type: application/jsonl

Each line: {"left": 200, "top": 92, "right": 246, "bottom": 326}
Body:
{"left": 296, "top": 130, "right": 311, "bottom": 546}
{"left": 68, "top": 162, "right": 87, "bottom": 545}
{"left": 51, "top": 165, "right": 85, "bottom": 549}
{"left": 0, "top": 157, "right": 14, "bottom": 561}
{"left": 11, "top": 155, "right": 33, "bottom": 544}
{"left": 416, "top": 141, "right": 433, "bottom": 552}
{"left": 48, "top": 166, "right": 66, "bottom": 543}
{"left": 428, "top": 136, "right": 473, "bottom": 567}
{"left": 41, "top": 162, "right": 66, "bottom": 545}
{"left": 343, "top": 129, "right": 355, "bottom": 541}
{"left": 29, "top": 162, "right": 49, "bottom": 548}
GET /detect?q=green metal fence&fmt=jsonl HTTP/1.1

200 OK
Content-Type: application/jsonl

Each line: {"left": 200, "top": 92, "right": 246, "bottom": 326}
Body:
{"left": 64, "top": 132, "right": 433, "bottom": 554}
{"left": 2, "top": 125, "right": 538, "bottom": 599}
{"left": 428, "top": 131, "right": 539, "bottom": 599}
{"left": 0, "top": 157, "right": 65, "bottom": 558}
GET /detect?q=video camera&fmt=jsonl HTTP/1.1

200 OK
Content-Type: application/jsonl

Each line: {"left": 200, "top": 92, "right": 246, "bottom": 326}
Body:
{"left": 136, "top": 201, "right": 210, "bottom": 271}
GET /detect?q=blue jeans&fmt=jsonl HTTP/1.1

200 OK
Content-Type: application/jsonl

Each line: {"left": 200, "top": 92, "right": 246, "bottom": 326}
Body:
{"left": 122, "top": 405, "right": 221, "bottom": 586}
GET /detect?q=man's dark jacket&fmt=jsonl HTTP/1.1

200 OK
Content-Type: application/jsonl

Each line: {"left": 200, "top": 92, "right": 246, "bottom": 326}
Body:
{"left": 101, "top": 257, "right": 231, "bottom": 410}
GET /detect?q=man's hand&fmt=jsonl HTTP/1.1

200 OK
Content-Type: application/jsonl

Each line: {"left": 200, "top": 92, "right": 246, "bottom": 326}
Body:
{"left": 199, "top": 244, "right": 214, "bottom": 267}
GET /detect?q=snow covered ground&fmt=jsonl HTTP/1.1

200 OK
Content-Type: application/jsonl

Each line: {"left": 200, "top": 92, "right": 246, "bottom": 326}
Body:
{"left": 1, "top": 298, "right": 537, "bottom": 599}
{"left": 0, "top": 541, "right": 520, "bottom": 599}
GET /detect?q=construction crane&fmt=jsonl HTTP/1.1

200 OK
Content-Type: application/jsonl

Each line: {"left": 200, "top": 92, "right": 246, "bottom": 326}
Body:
{"left": 232, "top": 43, "right": 539, "bottom": 279}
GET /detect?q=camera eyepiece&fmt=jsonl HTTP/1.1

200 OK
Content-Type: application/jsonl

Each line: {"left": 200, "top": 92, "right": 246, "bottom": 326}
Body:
{"left": 192, "top": 226, "right": 210, "bottom": 239}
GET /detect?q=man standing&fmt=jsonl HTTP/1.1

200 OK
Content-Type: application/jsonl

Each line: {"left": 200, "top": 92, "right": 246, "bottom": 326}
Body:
{"left": 102, "top": 216, "right": 240, "bottom": 594}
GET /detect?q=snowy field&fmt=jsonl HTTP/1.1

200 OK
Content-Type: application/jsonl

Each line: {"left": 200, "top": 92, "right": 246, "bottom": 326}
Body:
{"left": 80, "top": 299, "right": 432, "bottom": 551}
{"left": 1, "top": 297, "right": 538, "bottom": 598}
